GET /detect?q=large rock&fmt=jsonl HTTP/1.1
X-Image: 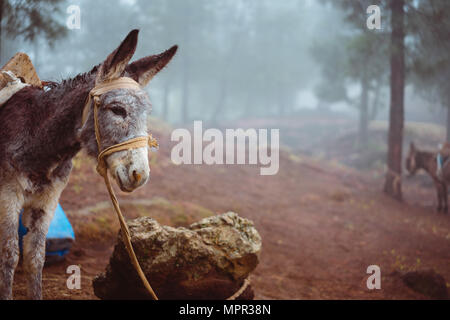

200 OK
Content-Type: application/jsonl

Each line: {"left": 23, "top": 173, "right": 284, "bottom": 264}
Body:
{"left": 93, "top": 212, "right": 261, "bottom": 300}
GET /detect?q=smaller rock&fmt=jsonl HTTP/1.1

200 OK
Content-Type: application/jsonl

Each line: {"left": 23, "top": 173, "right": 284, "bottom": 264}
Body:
{"left": 402, "top": 270, "right": 448, "bottom": 299}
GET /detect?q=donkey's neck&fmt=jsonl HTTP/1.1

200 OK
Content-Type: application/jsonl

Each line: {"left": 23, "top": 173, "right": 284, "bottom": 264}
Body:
{"left": 8, "top": 69, "right": 98, "bottom": 184}
{"left": 416, "top": 150, "right": 436, "bottom": 174}
{"left": 40, "top": 70, "right": 98, "bottom": 149}
{"left": 43, "top": 71, "right": 97, "bottom": 132}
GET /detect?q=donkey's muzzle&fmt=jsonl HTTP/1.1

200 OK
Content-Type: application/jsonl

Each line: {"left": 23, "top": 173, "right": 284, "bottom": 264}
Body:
{"left": 106, "top": 147, "right": 150, "bottom": 192}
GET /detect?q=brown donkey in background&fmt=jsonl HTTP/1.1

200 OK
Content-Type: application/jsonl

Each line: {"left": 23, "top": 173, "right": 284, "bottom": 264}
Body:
{"left": 406, "top": 142, "right": 450, "bottom": 214}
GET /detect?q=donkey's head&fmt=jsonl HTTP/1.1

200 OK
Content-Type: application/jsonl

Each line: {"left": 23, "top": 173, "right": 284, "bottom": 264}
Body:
{"left": 79, "top": 30, "right": 177, "bottom": 192}
{"left": 405, "top": 142, "right": 418, "bottom": 175}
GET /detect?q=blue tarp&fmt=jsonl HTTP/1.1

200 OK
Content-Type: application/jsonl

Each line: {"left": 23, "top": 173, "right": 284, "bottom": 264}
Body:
{"left": 19, "top": 204, "right": 75, "bottom": 263}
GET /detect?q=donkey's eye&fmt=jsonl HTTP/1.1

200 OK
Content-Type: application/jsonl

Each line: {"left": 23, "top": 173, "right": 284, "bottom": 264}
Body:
{"left": 110, "top": 106, "right": 127, "bottom": 118}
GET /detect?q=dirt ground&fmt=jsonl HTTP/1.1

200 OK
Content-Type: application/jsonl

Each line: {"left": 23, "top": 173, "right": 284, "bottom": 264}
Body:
{"left": 12, "top": 120, "right": 450, "bottom": 300}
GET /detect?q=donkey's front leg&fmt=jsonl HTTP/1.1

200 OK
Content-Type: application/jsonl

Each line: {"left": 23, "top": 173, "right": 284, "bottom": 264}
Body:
{"left": 434, "top": 180, "right": 443, "bottom": 212}
{"left": 21, "top": 166, "right": 70, "bottom": 300}
{"left": 0, "top": 187, "right": 23, "bottom": 300}
{"left": 442, "top": 183, "right": 448, "bottom": 214}
{"left": 22, "top": 193, "right": 59, "bottom": 300}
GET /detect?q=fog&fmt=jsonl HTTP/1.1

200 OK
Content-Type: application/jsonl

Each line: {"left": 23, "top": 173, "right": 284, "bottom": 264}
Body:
{"left": 3, "top": 1, "right": 450, "bottom": 301}
{"left": 2, "top": 0, "right": 447, "bottom": 157}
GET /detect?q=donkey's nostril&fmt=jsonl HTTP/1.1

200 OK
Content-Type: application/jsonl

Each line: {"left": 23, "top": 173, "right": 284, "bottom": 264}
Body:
{"left": 133, "top": 170, "right": 142, "bottom": 183}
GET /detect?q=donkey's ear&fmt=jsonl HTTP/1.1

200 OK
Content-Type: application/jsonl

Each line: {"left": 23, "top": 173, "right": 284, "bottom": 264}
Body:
{"left": 96, "top": 29, "right": 139, "bottom": 83}
{"left": 126, "top": 45, "right": 178, "bottom": 87}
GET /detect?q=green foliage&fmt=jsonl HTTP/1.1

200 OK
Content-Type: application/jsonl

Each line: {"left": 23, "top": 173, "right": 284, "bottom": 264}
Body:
{"left": 70, "top": 0, "right": 314, "bottom": 120}
{"left": 408, "top": 0, "right": 450, "bottom": 109}
{"left": 312, "top": 1, "right": 389, "bottom": 112}
{"left": 1, "top": 0, "right": 67, "bottom": 46}
{"left": 311, "top": 36, "right": 349, "bottom": 104}
{"left": 327, "top": 0, "right": 450, "bottom": 112}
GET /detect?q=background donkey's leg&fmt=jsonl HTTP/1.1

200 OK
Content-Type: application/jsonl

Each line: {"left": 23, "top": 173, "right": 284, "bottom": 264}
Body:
{"left": 442, "top": 183, "right": 448, "bottom": 214}
{"left": 0, "top": 187, "right": 23, "bottom": 300}
{"left": 434, "top": 180, "right": 443, "bottom": 212}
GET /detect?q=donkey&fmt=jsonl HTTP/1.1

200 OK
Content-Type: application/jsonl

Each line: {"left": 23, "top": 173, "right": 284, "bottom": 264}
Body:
{"left": 405, "top": 142, "right": 449, "bottom": 214}
{"left": 0, "top": 30, "right": 177, "bottom": 299}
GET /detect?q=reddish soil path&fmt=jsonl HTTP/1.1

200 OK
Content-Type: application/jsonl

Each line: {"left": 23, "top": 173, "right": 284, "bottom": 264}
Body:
{"left": 12, "top": 133, "right": 450, "bottom": 300}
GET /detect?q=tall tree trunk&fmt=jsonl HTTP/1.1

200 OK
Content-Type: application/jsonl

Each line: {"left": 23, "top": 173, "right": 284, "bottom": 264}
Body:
{"left": 359, "top": 70, "right": 369, "bottom": 149}
{"left": 0, "top": 0, "right": 4, "bottom": 64}
{"left": 278, "top": 85, "right": 286, "bottom": 116}
{"left": 33, "top": 38, "right": 40, "bottom": 71}
{"left": 211, "top": 81, "right": 227, "bottom": 125}
{"left": 162, "top": 80, "right": 170, "bottom": 122}
{"left": 180, "top": 5, "right": 190, "bottom": 125}
{"left": 369, "top": 80, "right": 382, "bottom": 121}
{"left": 446, "top": 106, "right": 450, "bottom": 142}
{"left": 384, "top": 0, "right": 405, "bottom": 201}
{"left": 181, "top": 58, "right": 189, "bottom": 124}
{"left": 211, "top": 9, "right": 245, "bottom": 125}
{"left": 244, "top": 91, "right": 253, "bottom": 117}
{"left": 162, "top": 82, "right": 170, "bottom": 122}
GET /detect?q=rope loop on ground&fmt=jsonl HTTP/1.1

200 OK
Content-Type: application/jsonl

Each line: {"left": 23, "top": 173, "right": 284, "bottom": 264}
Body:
{"left": 226, "top": 278, "right": 251, "bottom": 300}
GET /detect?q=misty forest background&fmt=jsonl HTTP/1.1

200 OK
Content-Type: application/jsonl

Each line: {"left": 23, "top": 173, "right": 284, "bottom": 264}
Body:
{"left": 1, "top": 0, "right": 449, "bottom": 200}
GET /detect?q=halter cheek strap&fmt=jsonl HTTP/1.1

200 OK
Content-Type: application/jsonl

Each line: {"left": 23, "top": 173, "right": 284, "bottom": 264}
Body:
{"left": 82, "top": 77, "right": 141, "bottom": 126}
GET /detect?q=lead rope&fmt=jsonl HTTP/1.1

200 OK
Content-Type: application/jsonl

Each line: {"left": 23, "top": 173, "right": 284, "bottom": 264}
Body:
{"left": 87, "top": 77, "right": 248, "bottom": 301}
{"left": 226, "top": 278, "right": 251, "bottom": 300}
{"left": 88, "top": 79, "right": 159, "bottom": 300}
